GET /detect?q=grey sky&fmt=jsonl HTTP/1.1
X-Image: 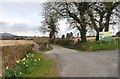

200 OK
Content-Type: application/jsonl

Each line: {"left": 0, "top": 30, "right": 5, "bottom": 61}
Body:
{"left": 0, "top": 2, "right": 70, "bottom": 37}
{"left": 0, "top": 2, "right": 43, "bottom": 36}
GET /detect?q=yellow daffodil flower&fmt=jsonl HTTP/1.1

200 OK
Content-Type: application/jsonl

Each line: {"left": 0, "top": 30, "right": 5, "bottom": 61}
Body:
{"left": 32, "top": 55, "right": 34, "bottom": 57}
{"left": 23, "top": 62, "right": 25, "bottom": 65}
{"left": 16, "top": 60, "right": 20, "bottom": 63}
{"left": 20, "top": 72, "right": 22, "bottom": 75}
{"left": 22, "top": 58, "right": 26, "bottom": 61}
{"left": 6, "top": 67, "right": 9, "bottom": 69}
{"left": 26, "top": 55, "right": 29, "bottom": 58}
{"left": 0, "top": 73, "right": 2, "bottom": 77}
{"left": 34, "top": 59, "right": 36, "bottom": 61}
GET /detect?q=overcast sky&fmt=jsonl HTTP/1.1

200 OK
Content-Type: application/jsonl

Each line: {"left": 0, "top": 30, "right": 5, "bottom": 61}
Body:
{"left": 0, "top": 2, "right": 42, "bottom": 36}
{"left": 0, "top": 1, "right": 119, "bottom": 37}
{"left": 0, "top": 2, "right": 73, "bottom": 37}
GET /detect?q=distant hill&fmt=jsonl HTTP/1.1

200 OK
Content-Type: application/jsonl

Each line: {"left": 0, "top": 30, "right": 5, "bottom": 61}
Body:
{"left": 0, "top": 33, "right": 17, "bottom": 40}
{"left": 0, "top": 33, "right": 33, "bottom": 40}
{"left": 0, "top": 33, "right": 16, "bottom": 37}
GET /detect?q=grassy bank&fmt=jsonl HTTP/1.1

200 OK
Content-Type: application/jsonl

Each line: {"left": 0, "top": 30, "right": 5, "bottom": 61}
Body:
{"left": 1, "top": 41, "right": 59, "bottom": 78}
{"left": 20, "top": 52, "right": 58, "bottom": 77}
{"left": 2, "top": 44, "right": 34, "bottom": 73}
{"left": 3, "top": 51, "right": 59, "bottom": 78}
{"left": 59, "top": 39, "right": 119, "bottom": 51}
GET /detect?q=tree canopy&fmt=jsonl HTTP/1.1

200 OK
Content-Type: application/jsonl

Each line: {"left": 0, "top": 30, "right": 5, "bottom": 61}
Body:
{"left": 40, "top": 1, "right": 120, "bottom": 42}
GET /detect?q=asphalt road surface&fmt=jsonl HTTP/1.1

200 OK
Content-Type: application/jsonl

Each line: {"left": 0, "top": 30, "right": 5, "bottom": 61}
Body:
{"left": 44, "top": 45, "right": 118, "bottom": 77}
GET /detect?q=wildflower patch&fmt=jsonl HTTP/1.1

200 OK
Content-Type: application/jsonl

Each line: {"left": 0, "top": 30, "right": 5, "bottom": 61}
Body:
{"left": 2, "top": 52, "right": 58, "bottom": 78}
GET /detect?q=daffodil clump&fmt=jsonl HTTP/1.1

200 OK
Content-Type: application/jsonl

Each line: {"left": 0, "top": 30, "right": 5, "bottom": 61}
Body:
{"left": 3, "top": 53, "right": 41, "bottom": 78}
{"left": 0, "top": 72, "right": 2, "bottom": 78}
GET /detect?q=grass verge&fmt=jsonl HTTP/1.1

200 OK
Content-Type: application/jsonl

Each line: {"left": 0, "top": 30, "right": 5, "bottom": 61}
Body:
{"left": 60, "top": 39, "right": 119, "bottom": 52}
{"left": 2, "top": 50, "right": 59, "bottom": 78}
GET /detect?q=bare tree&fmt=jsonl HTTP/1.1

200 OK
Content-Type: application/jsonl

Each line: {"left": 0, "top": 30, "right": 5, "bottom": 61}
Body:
{"left": 48, "top": 2, "right": 92, "bottom": 42}
{"left": 88, "top": 2, "right": 120, "bottom": 41}
{"left": 104, "top": 2, "right": 120, "bottom": 31}
{"left": 41, "top": 2, "right": 120, "bottom": 42}
{"left": 40, "top": 3, "right": 60, "bottom": 43}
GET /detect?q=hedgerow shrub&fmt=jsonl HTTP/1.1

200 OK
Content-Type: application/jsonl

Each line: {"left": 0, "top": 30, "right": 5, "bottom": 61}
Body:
{"left": 54, "top": 38, "right": 74, "bottom": 46}
{"left": 2, "top": 44, "right": 34, "bottom": 73}
{"left": 60, "top": 39, "right": 119, "bottom": 51}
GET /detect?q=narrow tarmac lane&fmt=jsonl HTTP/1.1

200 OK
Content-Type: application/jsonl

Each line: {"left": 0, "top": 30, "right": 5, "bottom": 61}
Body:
{"left": 44, "top": 45, "right": 118, "bottom": 77}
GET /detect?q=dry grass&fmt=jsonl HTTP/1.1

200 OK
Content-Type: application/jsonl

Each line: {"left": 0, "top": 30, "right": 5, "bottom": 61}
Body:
{"left": 0, "top": 40, "right": 34, "bottom": 74}
{"left": 0, "top": 40, "right": 34, "bottom": 46}
{"left": 2, "top": 44, "right": 34, "bottom": 74}
{"left": 33, "top": 37, "right": 49, "bottom": 45}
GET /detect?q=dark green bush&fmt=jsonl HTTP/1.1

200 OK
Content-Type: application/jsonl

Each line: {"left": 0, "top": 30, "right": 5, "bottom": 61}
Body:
{"left": 54, "top": 39, "right": 74, "bottom": 46}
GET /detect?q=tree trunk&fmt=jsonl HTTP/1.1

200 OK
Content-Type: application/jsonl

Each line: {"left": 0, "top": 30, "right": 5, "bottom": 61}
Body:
{"left": 49, "top": 31, "right": 55, "bottom": 43}
{"left": 105, "top": 24, "right": 109, "bottom": 32}
{"left": 105, "top": 9, "right": 111, "bottom": 32}
{"left": 105, "top": 16, "right": 110, "bottom": 32}
{"left": 96, "top": 32, "right": 99, "bottom": 41}
{"left": 80, "top": 28, "right": 87, "bottom": 42}
{"left": 96, "top": 28, "right": 103, "bottom": 41}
